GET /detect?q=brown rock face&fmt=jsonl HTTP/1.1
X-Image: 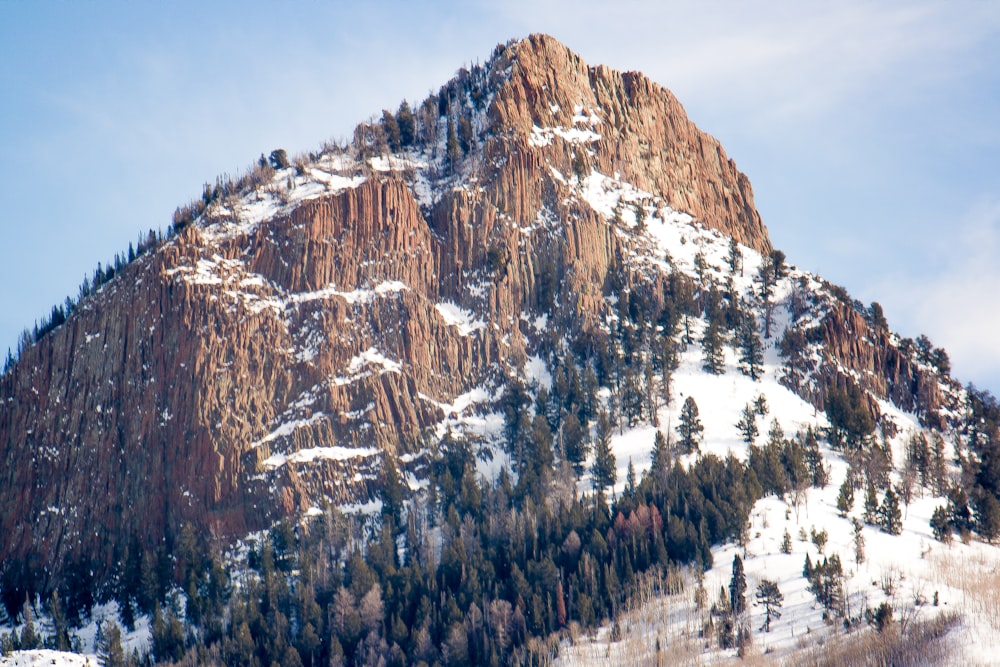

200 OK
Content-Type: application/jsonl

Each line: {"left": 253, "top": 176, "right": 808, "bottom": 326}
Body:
{"left": 807, "top": 302, "right": 951, "bottom": 429}
{"left": 489, "top": 34, "right": 770, "bottom": 254}
{"left": 0, "top": 34, "right": 773, "bottom": 598}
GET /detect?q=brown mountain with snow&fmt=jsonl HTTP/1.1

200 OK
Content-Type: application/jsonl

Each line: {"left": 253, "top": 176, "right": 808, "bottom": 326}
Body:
{"left": 0, "top": 34, "right": 951, "bottom": 599}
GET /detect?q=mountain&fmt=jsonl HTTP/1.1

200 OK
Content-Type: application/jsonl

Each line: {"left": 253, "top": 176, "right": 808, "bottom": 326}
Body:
{"left": 0, "top": 34, "right": 991, "bottom": 663}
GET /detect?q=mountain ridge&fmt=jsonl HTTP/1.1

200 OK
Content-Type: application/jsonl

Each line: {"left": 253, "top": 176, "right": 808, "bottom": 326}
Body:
{"left": 0, "top": 33, "right": 967, "bottom": 626}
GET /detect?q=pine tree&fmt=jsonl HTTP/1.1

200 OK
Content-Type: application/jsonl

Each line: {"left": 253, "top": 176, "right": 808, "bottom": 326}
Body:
{"left": 878, "top": 486, "right": 903, "bottom": 535}
{"left": 736, "top": 404, "right": 758, "bottom": 446}
{"left": 755, "top": 579, "right": 783, "bottom": 632}
{"left": 625, "top": 458, "right": 637, "bottom": 498}
{"left": 852, "top": 518, "right": 866, "bottom": 564}
{"left": 863, "top": 480, "right": 879, "bottom": 525}
{"left": 729, "top": 554, "right": 747, "bottom": 617}
{"left": 930, "top": 505, "right": 951, "bottom": 543}
{"left": 973, "top": 489, "right": 1000, "bottom": 543}
{"left": 97, "top": 619, "right": 126, "bottom": 667}
{"left": 930, "top": 432, "right": 948, "bottom": 495}
{"left": 396, "top": 100, "right": 416, "bottom": 147}
{"left": 650, "top": 430, "right": 671, "bottom": 488}
{"left": 19, "top": 599, "right": 39, "bottom": 650}
{"left": 701, "top": 317, "right": 726, "bottom": 375}
{"left": 802, "top": 428, "right": 828, "bottom": 487}
{"left": 836, "top": 477, "right": 854, "bottom": 517}
{"left": 48, "top": 591, "right": 70, "bottom": 651}
{"left": 381, "top": 110, "right": 402, "bottom": 152}
{"left": 562, "top": 411, "right": 589, "bottom": 477}
{"left": 446, "top": 118, "right": 461, "bottom": 172}
{"left": 753, "top": 394, "right": 769, "bottom": 417}
{"left": 591, "top": 410, "right": 617, "bottom": 506}
{"left": 727, "top": 237, "right": 742, "bottom": 276}
{"left": 677, "top": 397, "right": 704, "bottom": 454}
{"left": 781, "top": 530, "right": 792, "bottom": 554}
{"left": 380, "top": 453, "right": 405, "bottom": 533}
{"left": 737, "top": 314, "right": 764, "bottom": 380}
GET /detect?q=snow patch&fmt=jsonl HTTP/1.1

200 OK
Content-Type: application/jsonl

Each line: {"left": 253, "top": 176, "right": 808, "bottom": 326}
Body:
{"left": 435, "top": 302, "right": 485, "bottom": 336}
{"left": 263, "top": 445, "right": 378, "bottom": 470}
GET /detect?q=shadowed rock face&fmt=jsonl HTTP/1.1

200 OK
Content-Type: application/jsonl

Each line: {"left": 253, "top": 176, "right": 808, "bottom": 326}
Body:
{"left": 0, "top": 34, "right": 792, "bottom": 598}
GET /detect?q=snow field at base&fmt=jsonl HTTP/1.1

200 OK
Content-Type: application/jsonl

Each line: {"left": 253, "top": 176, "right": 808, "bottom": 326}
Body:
{"left": 0, "top": 650, "right": 97, "bottom": 666}
{"left": 0, "top": 602, "right": 150, "bottom": 667}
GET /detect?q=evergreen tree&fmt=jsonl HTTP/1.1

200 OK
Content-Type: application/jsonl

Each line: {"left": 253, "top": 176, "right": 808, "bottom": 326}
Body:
{"left": 677, "top": 397, "right": 704, "bottom": 454}
{"left": 396, "top": 101, "right": 416, "bottom": 147}
{"left": 650, "top": 430, "right": 671, "bottom": 485}
{"left": 562, "top": 411, "right": 589, "bottom": 477}
{"left": 19, "top": 599, "right": 39, "bottom": 650}
{"left": 781, "top": 530, "right": 792, "bottom": 554}
{"left": 727, "top": 237, "right": 742, "bottom": 276}
{"left": 948, "top": 486, "right": 972, "bottom": 534}
{"left": 572, "top": 149, "right": 588, "bottom": 183}
{"left": 701, "top": 317, "right": 726, "bottom": 375}
{"left": 381, "top": 110, "right": 402, "bottom": 152}
{"left": 47, "top": 591, "right": 71, "bottom": 652}
{"left": 591, "top": 411, "right": 617, "bottom": 506}
{"left": 736, "top": 404, "right": 758, "bottom": 446}
{"left": 457, "top": 115, "right": 474, "bottom": 154}
{"left": 625, "top": 459, "right": 637, "bottom": 498}
{"left": 380, "top": 454, "right": 405, "bottom": 533}
{"left": 973, "top": 488, "right": 1000, "bottom": 542}
{"left": 802, "top": 428, "right": 828, "bottom": 487}
{"left": 753, "top": 394, "right": 769, "bottom": 417}
{"left": 863, "top": 480, "right": 879, "bottom": 525}
{"left": 825, "top": 381, "right": 875, "bottom": 449}
{"left": 782, "top": 433, "right": 811, "bottom": 493}
{"left": 836, "top": 477, "right": 854, "bottom": 517}
{"left": 621, "top": 368, "right": 644, "bottom": 426}
{"left": 737, "top": 314, "right": 764, "bottom": 380}
{"left": 755, "top": 579, "right": 783, "bottom": 632}
{"left": 878, "top": 486, "right": 903, "bottom": 535}
{"left": 930, "top": 433, "right": 948, "bottom": 495}
{"left": 930, "top": 505, "right": 952, "bottom": 543}
{"left": 852, "top": 518, "right": 866, "bottom": 564}
{"left": 502, "top": 377, "right": 532, "bottom": 475}
{"left": 97, "top": 619, "right": 126, "bottom": 667}
{"left": 729, "top": 554, "right": 747, "bottom": 617}
{"left": 446, "top": 118, "right": 461, "bottom": 172}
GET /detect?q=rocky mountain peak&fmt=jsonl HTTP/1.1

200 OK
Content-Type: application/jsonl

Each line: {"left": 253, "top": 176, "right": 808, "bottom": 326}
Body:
{"left": 486, "top": 33, "right": 770, "bottom": 253}
{"left": 0, "top": 35, "right": 955, "bottom": 614}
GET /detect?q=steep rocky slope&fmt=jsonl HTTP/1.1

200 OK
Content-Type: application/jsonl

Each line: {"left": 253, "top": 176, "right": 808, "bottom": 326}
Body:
{"left": 0, "top": 34, "right": 959, "bottom": 605}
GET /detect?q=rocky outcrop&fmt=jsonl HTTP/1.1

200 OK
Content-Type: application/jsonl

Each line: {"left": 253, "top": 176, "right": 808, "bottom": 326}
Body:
{"left": 795, "top": 301, "right": 952, "bottom": 429}
{"left": 488, "top": 34, "right": 770, "bottom": 254}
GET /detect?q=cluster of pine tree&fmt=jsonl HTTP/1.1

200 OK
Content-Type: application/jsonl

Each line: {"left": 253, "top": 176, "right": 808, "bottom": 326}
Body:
{"left": 2, "top": 228, "right": 162, "bottom": 376}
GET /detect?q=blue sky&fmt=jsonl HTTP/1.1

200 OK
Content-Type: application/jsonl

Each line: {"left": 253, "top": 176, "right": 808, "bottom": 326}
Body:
{"left": 2, "top": 1, "right": 1000, "bottom": 394}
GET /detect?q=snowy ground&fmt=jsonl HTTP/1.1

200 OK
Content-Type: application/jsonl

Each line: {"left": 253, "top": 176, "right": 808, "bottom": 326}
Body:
{"left": 560, "top": 340, "right": 998, "bottom": 665}
{"left": 0, "top": 651, "right": 98, "bottom": 666}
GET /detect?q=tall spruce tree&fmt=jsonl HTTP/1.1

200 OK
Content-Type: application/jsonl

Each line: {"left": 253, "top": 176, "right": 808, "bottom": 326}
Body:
{"left": 737, "top": 313, "right": 765, "bottom": 380}
{"left": 729, "top": 554, "right": 747, "bottom": 616}
{"left": 836, "top": 477, "right": 854, "bottom": 517}
{"left": 878, "top": 486, "right": 903, "bottom": 535}
{"left": 701, "top": 317, "right": 726, "bottom": 375}
{"left": 863, "top": 480, "right": 879, "bottom": 525}
{"left": 591, "top": 411, "right": 617, "bottom": 506}
{"left": 677, "top": 397, "right": 704, "bottom": 454}
{"left": 736, "top": 404, "right": 758, "bottom": 446}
